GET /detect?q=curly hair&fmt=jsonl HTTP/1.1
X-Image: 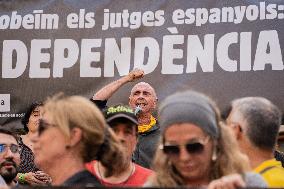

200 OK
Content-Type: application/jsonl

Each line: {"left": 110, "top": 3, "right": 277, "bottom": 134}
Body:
{"left": 21, "top": 101, "right": 43, "bottom": 133}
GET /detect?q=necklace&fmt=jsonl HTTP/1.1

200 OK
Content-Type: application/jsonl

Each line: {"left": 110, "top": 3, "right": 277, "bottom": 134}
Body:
{"left": 97, "top": 162, "right": 135, "bottom": 186}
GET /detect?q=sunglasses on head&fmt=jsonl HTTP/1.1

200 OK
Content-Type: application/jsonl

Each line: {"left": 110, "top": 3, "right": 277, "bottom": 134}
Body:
{"left": 0, "top": 144, "right": 20, "bottom": 154}
{"left": 38, "top": 119, "right": 56, "bottom": 136}
{"left": 161, "top": 137, "right": 210, "bottom": 156}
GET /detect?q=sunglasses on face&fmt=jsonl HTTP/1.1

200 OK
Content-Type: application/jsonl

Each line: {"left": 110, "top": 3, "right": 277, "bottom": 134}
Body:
{"left": 161, "top": 137, "right": 210, "bottom": 156}
{"left": 38, "top": 119, "right": 56, "bottom": 136}
{"left": 0, "top": 144, "right": 20, "bottom": 154}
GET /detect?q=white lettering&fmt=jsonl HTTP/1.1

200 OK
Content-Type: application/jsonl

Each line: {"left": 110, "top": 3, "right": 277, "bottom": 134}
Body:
{"left": 253, "top": 30, "right": 283, "bottom": 70}
{"left": 162, "top": 35, "right": 184, "bottom": 74}
{"left": 104, "top": 38, "right": 131, "bottom": 77}
{"left": 53, "top": 39, "right": 79, "bottom": 77}
{"left": 217, "top": 32, "right": 238, "bottom": 72}
{"left": 80, "top": 39, "right": 102, "bottom": 77}
{"left": 29, "top": 39, "right": 51, "bottom": 78}
{"left": 133, "top": 37, "right": 160, "bottom": 74}
{"left": 2, "top": 40, "right": 28, "bottom": 78}
{"left": 187, "top": 34, "right": 214, "bottom": 73}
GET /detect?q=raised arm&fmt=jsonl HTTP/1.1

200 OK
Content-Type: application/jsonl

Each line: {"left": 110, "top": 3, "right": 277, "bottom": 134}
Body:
{"left": 92, "top": 69, "right": 144, "bottom": 101}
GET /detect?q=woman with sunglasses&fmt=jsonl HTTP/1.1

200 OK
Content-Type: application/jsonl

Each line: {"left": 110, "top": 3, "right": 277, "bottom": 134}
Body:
{"left": 17, "top": 102, "right": 51, "bottom": 185}
{"left": 32, "top": 94, "right": 126, "bottom": 186}
{"left": 146, "top": 91, "right": 267, "bottom": 188}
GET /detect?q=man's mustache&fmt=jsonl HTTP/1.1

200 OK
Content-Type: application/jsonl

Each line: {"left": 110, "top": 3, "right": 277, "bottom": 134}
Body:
{"left": 1, "top": 159, "right": 17, "bottom": 168}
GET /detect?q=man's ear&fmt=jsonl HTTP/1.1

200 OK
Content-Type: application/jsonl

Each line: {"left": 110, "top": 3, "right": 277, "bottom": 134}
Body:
{"left": 68, "top": 127, "right": 83, "bottom": 147}
{"left": 235, "top": 124, "right": 243, "bottom": 140}
{"left": 153, "top": 98, "right": 158, "bottom": 108}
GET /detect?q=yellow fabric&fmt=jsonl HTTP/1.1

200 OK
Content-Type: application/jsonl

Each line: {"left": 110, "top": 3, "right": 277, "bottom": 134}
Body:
{"left": 138, "top": 115, "right": 156, "bottom": 134}
{"left": 254, "top": 158, "right": 284, "bottom": 187}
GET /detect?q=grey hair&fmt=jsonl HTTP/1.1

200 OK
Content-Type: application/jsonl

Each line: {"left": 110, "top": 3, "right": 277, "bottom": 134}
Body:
{"left": 232, "top": 97, "right": 282, "bottom": 150}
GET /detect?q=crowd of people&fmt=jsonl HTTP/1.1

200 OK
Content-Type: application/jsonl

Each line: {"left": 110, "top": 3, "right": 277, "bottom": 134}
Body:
{"left": 0, "top": 69, "right": 284, "bottom": 188}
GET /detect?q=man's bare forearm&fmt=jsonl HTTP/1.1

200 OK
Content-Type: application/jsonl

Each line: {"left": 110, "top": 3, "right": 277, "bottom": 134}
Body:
{"left": 92, "top": 76, "right": 130, "bottom": 101}
{"left": 92, "top": 69, "right": 144, "bottom": 101}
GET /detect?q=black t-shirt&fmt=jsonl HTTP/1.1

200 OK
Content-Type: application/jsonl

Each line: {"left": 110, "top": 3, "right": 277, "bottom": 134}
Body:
{"left": 63, "top": 170, "right": 102, "bottom": 187}
{"left": 90, "top": 99, "right": 108, "bottom": 111}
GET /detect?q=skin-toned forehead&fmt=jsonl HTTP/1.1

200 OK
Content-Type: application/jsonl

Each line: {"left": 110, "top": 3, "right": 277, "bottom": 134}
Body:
{"left": 164, "top": 123, "right": 211, "bottom": 146}
{"left": 110, "top": 119, "right": 138, "bottom": 134}
{"left": 112, "top": 122, "right": 137, "bottom": 131}
{"left": 130, "top": 82, "right": 157, "bottom": 98}
{"left": 0, "top": 133, "right": 18, "bottom": 145}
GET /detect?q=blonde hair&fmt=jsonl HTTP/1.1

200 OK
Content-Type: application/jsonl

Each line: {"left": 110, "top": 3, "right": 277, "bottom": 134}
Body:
{"left": 43, "top": 93, "right": 127, "bottom": 177}
{"left": 150, "top": 94, "right": 250, "bottom": 187}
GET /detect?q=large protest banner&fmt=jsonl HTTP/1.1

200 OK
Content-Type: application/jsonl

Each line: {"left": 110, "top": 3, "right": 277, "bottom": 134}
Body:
{"left": 0, "top": 0, "right": 283, "bottom": 129}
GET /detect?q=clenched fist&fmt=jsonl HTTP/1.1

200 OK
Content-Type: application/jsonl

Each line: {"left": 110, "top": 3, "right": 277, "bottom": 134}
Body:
{"left": 127, "top": 69, "right": 144, "bottom": 82}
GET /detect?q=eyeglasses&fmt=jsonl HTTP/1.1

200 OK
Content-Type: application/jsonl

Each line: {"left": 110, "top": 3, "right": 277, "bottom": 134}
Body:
{"left": 38, "top": 119, "right": 56, "bottom": 136}
{"left": 0, "top": 144, "right": 21, "bottom": 154}
{"left": 160, "top": 137, "right": 210, "bottom": 156}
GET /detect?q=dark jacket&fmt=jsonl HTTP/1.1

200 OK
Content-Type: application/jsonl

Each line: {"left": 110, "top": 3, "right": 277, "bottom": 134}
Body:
{"left": 133, "top": 123, "right": 160, "bottom": 169}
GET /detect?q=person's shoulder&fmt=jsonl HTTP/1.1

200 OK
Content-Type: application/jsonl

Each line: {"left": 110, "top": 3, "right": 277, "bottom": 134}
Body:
{"left": 244, "top": 172, "right": 267, "bottom": 188}
{"left": 0, "top": 175, "right": 7, "bottom": 187}
{"left": 135, "top": 163, "right": 154, "bottom": 173}
{"left": 144, "top": 123, "right": 161, "bottom": 135}
{"left": 131, "top": 164, "right": 154, "bottom": 186}
{"left": 142, "top": 172, "right": 157, "bottom": 187}
{"left": 134, "top": 163, "right": 154, "bottom": 180}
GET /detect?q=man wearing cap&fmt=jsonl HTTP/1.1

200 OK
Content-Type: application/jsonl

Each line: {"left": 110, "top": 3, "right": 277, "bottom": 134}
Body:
{"left": 91, "top": 69, "right": 160, "bottom": 169}
{"left": 86, "top": 105, "right": 153, "bottom": 186}
{"left": 226, "top": 97, "right": 284, "bottom": 187}
{"left": 0, "top": 129, "right": 21, "bottom": 187}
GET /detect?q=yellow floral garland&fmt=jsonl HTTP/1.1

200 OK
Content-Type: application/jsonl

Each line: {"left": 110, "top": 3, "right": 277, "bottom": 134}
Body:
{"left": 138, "top": 115, "right": 156, "bottom": 134}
